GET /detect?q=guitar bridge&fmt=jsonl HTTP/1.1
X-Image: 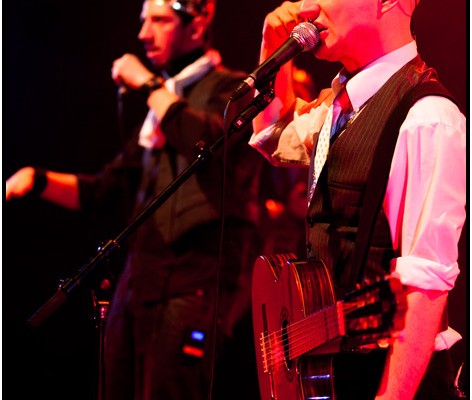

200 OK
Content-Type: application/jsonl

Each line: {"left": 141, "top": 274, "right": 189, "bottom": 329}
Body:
{"left": 260, "top": 303, "right": 274, "bottom": 373}
{"left": 260, "top": 331, "right": 273, "bottom": 373}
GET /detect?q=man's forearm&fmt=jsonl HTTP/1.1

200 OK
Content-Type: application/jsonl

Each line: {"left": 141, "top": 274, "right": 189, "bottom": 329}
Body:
{"left": 375, "top": 288, "right": 448, "bottom": 399}
{"left": 41, "top": 171, "right": 81, "bottom": 210}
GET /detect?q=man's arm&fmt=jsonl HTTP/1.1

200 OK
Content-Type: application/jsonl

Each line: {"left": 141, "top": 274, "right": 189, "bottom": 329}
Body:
{"left": 6, "top": 166, "right": 80, "bottom": 210}
{"left": 376, "top": 288, "right": 448, "bottom": 400}
{"left": 379, "top": 96, "right": 466, "bottom": 399}
{"left": 253, "top": 1, "right": 305, "bottom": 135}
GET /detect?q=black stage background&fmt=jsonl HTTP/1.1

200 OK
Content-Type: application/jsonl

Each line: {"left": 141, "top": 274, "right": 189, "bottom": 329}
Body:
{"left": 4, "top": 1, "right": 468, "bottom": 399}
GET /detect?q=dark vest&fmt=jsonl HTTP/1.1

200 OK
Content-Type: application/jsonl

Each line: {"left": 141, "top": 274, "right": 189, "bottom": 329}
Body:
{"left": 132, "top": 67, "right": 261, "bottom": 248}
{"left": 306, "top": 56, "right": 438, "bottom": 297}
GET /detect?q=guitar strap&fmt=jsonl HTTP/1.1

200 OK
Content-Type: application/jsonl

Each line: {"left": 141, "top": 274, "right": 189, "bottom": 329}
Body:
{"left": 349, "top": 80, "right": 457, "bottom": 287}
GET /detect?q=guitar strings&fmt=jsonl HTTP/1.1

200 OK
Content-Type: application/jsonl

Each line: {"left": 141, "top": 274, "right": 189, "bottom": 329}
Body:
{"left": 261, "top": 315, "right": 343, "bottom": 368}
{"left": 260, "top": 302, "right": 363, "bottom": 367}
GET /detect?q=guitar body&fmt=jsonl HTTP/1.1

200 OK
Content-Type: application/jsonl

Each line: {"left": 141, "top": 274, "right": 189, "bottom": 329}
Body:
{"left": 252, "top": 254, "right": 406, "bottom": 400}
{"left": 251, "top": 254, "right": 337, "bottom": 400}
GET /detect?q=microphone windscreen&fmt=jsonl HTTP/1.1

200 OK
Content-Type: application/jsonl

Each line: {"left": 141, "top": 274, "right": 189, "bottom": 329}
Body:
{"left": 291, "top": 22, "right": 320, "bottom": 52}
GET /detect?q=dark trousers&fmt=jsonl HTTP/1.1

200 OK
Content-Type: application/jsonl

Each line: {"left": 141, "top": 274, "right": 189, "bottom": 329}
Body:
{"left": 104, "top": 279, "right": 218, "bottom": 400}
{"left": 103, "top": 221, "right": 261, "bottom": 400}
{"left": 415, "top": 350, "right": 456, "bottom": 400}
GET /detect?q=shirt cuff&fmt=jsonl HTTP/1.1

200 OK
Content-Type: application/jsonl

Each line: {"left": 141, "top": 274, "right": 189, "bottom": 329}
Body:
{"left": 248, "top": 124, "right": 283, "bottom": 163}
{"left": 391, "top": 255, "right": 460, "bottom": 291}
{"left": 434, "top": 326, "right": 462, "bottom": 351}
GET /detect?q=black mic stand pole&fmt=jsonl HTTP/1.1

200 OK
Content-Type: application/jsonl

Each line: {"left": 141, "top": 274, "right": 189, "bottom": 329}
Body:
{"left": 91, "top": 288, "right": 109, "bottom": 400}
{"left": 27, "top": 85, "right": 275, "bottom": 330}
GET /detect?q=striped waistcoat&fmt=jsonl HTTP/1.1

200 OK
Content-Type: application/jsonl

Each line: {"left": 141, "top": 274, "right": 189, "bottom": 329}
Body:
{"left": 306, "top": 56, "right": 438, "bottom": 297}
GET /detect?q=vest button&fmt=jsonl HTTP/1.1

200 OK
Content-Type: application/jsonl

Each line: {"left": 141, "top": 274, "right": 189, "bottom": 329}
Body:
{"left": 306, "top": 242, "right": 312, "bottom": 252}
{"left": 306, "top": 215, "right": 315, "bottom": 227}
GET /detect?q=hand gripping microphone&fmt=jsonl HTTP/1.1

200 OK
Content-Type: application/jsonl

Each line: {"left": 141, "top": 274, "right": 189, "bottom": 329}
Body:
{"left": 231, "top": 21, "right": 319, "bottom": 100}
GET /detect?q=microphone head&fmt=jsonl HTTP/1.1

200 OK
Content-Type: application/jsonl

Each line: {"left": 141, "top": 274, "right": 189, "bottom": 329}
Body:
{"left": 291, "top": 22, "right": 320, "bottom": 52}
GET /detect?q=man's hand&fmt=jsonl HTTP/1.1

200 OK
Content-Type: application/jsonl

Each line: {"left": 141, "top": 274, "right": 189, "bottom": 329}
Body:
{"left": 261, "top": 1, "right": 303, "bottom": 60}
{"left": 5, "top": 167, "right": 36, "bottom": 201}
{"left": 261, "top": 1, "right": 320, "bottom": 61}
{"left": 111, "top": 53, "right": 154, "bottom": 90}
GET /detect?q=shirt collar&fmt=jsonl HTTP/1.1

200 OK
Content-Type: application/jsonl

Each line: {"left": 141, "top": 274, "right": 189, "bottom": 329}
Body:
{"left": 163, "top": 47, "right": 205, "bottom": 78}
{"left": 332, "top": 41, "right": 419, "bottom": 112}
{"left": 164, "top": 49, "right": 222, "bottom": 97}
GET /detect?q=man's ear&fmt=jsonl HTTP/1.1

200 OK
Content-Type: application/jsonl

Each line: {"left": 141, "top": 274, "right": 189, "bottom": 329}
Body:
{"left": 188, "top": 15, "right": 209, "bottom": 42}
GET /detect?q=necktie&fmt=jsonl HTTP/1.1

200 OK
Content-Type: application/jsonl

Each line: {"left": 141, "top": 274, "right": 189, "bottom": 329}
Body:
{"left": 331, "top": 87, "right": 353, "bottom": 138}
{"left": 308, "top": 84, "right": 353, "bottom": 202}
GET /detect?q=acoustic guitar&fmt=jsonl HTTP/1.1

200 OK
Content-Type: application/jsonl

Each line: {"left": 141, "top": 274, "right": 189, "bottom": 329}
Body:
{"left": 251, "top": 253, "right": 407, "bottom": 400}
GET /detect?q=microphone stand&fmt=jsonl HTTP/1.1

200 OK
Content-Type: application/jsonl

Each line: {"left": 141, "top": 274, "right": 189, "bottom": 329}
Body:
{"left": 27, "top": 85, "right": 275, "bottom": 329}
{"left": 91, "top": 285, "right": 110, "bottom": 400}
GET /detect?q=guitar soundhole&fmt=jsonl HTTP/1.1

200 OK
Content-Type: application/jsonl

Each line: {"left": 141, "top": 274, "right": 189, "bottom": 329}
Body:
{"left": 281, "top": 319, "right": 292, "bottom": 370}
{"left": 280, "top": 308, "right": 295, "bottom": 381}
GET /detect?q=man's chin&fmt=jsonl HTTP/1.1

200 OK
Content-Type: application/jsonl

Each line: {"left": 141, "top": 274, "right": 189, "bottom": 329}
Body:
{"left": 150, "top": 61, "right": 165, "bottom": 70}
{"left": 146, "top": 52, "right": 165, "bottom": 67}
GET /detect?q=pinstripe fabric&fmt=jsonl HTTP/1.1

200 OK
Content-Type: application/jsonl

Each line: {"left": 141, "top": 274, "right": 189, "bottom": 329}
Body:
{"left": 305, "top": 56, "right": 437, "bottom": 295}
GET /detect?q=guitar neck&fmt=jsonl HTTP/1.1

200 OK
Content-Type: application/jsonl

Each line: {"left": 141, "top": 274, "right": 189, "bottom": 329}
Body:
{"left": 261, "top": 302, "right": 344, "bottom": 372}
{"left": 287, "top": 301, "right": 345, "bottom": 360}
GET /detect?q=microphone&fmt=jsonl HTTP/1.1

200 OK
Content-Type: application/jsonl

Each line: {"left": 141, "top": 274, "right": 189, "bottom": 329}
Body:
{"left": 118, "top": 85, "right": 128, "bottom": 96}
{"left": 231, "top": 21, "right": 319, "bottom": 100}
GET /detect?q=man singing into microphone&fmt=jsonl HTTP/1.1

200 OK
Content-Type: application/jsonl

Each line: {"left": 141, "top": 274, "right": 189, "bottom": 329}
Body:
{"left": 6, "top": 1, "right": 263, "bottom": 399}
{"left": 250, "top": 0, "right": 465, "bottom": 399}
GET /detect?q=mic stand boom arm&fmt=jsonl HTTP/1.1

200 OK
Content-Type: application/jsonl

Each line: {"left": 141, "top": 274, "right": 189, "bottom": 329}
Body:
{"left": 27, "top": 86, "right": 275, "bottom": 329}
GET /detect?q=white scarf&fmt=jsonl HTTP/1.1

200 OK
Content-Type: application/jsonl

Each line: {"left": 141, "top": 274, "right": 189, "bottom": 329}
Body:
{"left": 138, "top": 49, "right": 222, "bottom": 149}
